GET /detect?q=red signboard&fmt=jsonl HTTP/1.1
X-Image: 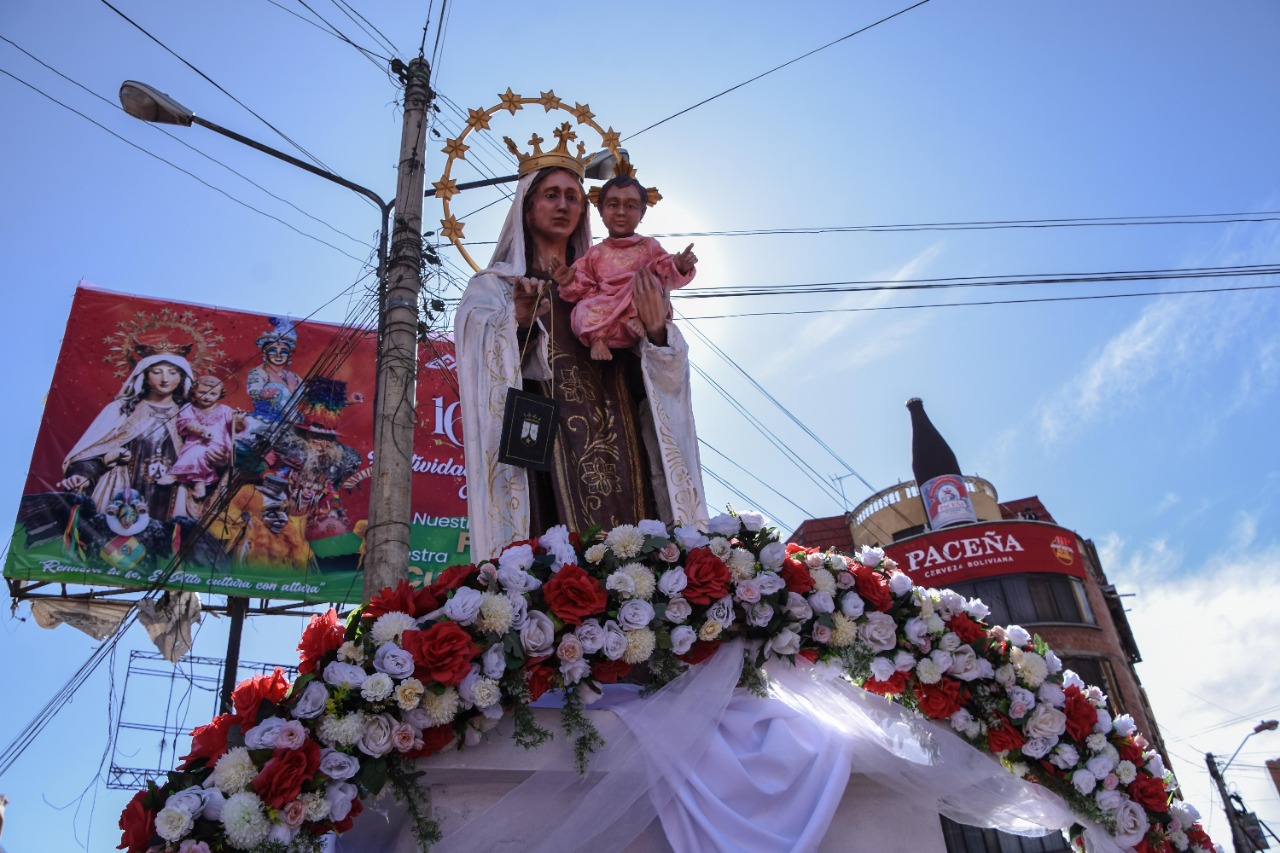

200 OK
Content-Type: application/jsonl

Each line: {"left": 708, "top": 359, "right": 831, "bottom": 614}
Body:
{"left": 4, "top": 284, "right": 468, "bottom": 603}
{"left": 884, "top": 521, "right": 1085, "bottom": 587}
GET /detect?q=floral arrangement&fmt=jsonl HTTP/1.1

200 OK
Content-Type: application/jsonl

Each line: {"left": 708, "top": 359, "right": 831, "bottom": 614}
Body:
{"left": 119, "top": 513, "right": 1214, "bottom": 853}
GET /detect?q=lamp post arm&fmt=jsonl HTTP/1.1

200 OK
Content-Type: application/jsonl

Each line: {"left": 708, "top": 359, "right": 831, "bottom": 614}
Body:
{"left": 1223, "top": 732, "right": 1255, "bottom": 774}
{"left": 190, "top": 114, "right": 390, "bottom": 214}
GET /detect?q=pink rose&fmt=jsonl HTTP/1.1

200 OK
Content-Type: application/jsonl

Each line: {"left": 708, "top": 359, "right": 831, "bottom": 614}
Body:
{"left": 280, "top": 799, "right": 307, "bottom": 829}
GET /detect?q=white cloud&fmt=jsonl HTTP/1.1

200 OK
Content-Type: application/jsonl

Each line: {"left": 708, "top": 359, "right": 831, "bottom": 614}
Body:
{"left": 1102, "top": 535, "right": 1280, "bottom": 843}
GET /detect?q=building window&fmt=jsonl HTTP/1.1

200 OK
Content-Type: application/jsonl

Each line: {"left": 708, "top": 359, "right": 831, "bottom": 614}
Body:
{"left": 941, "top": 816, "right": 1071, "bottom": 852}
{"left": 947, "top": 574, "right": 1096, "bottom": 628}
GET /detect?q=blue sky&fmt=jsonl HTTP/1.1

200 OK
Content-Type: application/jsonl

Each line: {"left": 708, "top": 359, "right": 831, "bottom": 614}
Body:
{"left": 1, "top": 0, "right": 1278, "bottom": 849}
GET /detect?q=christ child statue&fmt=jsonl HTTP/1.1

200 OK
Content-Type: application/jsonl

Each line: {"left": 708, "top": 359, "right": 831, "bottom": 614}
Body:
{"left": 552, "top": 175, "right": 697, "bottom": 360}
{"left": 158, "top": 376, "right": 244, "bottom": 498}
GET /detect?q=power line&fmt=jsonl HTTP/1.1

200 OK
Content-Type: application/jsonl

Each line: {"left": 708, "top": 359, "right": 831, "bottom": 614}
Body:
{"left": 329, "top": 0, "right": 400, "bottom": 58}
{"left": 97, "top": 0, "right": 340, "bottom": 178}
{"left": 0, "top": 64, "right": 370, "bottom": 265}
{"left": 678, "top": 281, "right": 1280, "bottom": 320}
{"left": 625, "top": 0, "right": 933, "bottom": 140}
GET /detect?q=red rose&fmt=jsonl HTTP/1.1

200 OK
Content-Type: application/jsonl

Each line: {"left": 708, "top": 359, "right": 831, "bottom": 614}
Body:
{"left": 682, "top": 549, "right": 731, "bottom": 605}
{"left": 678, "top": 639, "right": 723, "bottom": 665}
{"left": 253, "top": 738, "right": 321, "bottom": 808}
{"left": 854, "top": 563, "right": 893, "bottom": 612}
{"left": 946, "top": 613, "right": 987, "bottom": 644}
{"left": 542, "top": 563, "right": 608, "bottom": 626}
{"left": 916, "top": 677, "right": 968, "bottom": 720}
{"left": 117, "top": 788, "right": 155, "bottom": 852}
{"left": 406, "top": 724, "right": 458, "bottom": 760}
{"left": 365, "top": 578, "right": 440, "bottom": 620}
{"left": 1117, "top": 737, "right": 1144, "bottom": 764}
{"left": 1135, "top": 837, "right": 1174, "bottom": 853}
{"left": 592, "top": 659, "right": 634, "bottom": 684}
{"left": 232, "top": 668, "right": 291, "bottom": 729}
{"left": 179, "top": 713, "right": 234, "bottom": 769}
{"left": 779, "top": 557, "right": 815, "bottom": 596}
{"left": 1128, "top": 772, "right": 1170, "bottom": 814}
{"left": 525, "top": 659, "right": 556, "bottom": 701}
{"left": 1062, "top": 685, "right": 1099, "bottom": 743}
{"left": 1186, "top": 826, "right": 1213, "bottom": 849}
{"left": 986, "top": 714, "right": 1027, "bottom": 753}
{"left": 331, "top": 796, "right": 363, "bottom": 834}
{"left": 798, "top": 648, "right": 820, "bottom": 664}
{"left": 863, "top": 671, "right": 909, "bottom": 696}
{"left": 428, "top": 563, "right": 480, "bottom": 602}
{"left": 297, "top": 609, "right": 346, "bottom": 675}
{"left": 785, "top": 543, "right": 808, "bottom": 556}
{"left": 401, "top": 621, "right": 480, "bottom": 686}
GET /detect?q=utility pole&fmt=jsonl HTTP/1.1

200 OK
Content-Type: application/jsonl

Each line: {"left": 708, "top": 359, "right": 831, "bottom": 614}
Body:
{"left": 1207, "top": 752, "right": 1256, "bottom": 852}
{"left": 364, "top": 57, "right": 432, "bottom": 597}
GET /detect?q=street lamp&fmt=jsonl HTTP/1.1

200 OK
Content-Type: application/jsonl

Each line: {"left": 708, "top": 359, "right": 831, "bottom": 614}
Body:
{"left": 1208, "top": 719, "right": 1279, "bottom": 852}
{"left": 1224, "top": 719, "right": 1279, "bottom": 773}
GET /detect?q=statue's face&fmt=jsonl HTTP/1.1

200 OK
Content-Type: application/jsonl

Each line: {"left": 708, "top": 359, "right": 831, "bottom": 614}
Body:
{"left": 599, "top": 183, "right": 645, "bottom": 239}
{"left": 193, "top": 379, "right": 224, "bottom": 408}
{"left": 525, "top": 171, "right": 583, "bottom": 247}
{"left": 145, "top": 362, "right": 184, "bottom": 399}
{"left": 263, "top": 344, "right": 292, "bottom": 366}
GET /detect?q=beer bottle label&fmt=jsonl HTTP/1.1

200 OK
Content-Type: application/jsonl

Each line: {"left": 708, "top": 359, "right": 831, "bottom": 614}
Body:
{"left": 920, "top": 474, "right": 977, "bottom": 529}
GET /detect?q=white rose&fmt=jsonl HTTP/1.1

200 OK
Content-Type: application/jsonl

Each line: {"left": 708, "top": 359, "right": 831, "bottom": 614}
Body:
{"left": 965, "top": 597, "right": 990, "bottom": 620}
{"left": 618, "top": 599, "right": 654, "bottom": 630}
{"left": 707, "top": 513, "right": 740, "bottom": 536}
{"left": 1144, "top": 751, "right": 1167, "bottom": 779}
{"left": 497, "top": 564, "right": 542, "bottom": 593}
{"left": 904, "top": 617, "right": 928, "bottom": 647}
{"left": 155, "top": 805, "right": 195, "bottom": 842}
{"left": 244, "top": 717, "right": 286, "bottom": 749}
{"left": 857, "top": 545, "right": 885, "bottom": 567}
{"left": 739, "top": 511, "right": 766, "bottom": 532}
{"left": 1045, "top": 649, "right": 1063, "bottom": 674}
{"left": 938, "top": 631, "right": 961, "bottom": 652}
{"left": 325, "top": 781, "right": 359, "bottom": 823}
{"left": 664, "top": 597, "right": 692, "bottom": 624}
{"left": 637, "top": 518, "right": 668, "bottom": 537}
{"left": 840, "top": 591, "right": 865, "bottom": 619}
{"left": 947, "top": 646, "right": 983, "bottom": 681}
{"left": 869, "top": 655, "right": 896, "bottom": 682}
{"left": 706, "top": 596, "right": 735, "bottom": 628}
{"left": 756, "top": 571, "right": 786, "bottom": 595}
{"left": 584, "top": 543, "right": 608, "bottom": 563}
{"left": 888, "top": 573, "right": 913, "bottom": 596}
{"left": 1023, "top": 704, "right": 1068, "bottom": 739}
{"left": 444, "top": 587, "right": 484, "bottom": 625}
{"left": 670, "top": 625, "right": 696, "bottom": 655}
{"left": 1111, "top": 798, "right": 1150, "bottom": 847}
{"left": 1094, "top": 709, "right": 1113, "bottom": 735}
{"left": 520, "top": 611, "right": 555, "bottom": 657}
{"left": 994, "top": 664, "right": 1016, "bottom": 689}
{"left": 811, "top": 623, "right": 833, "bottom": 644}
{"left": 602, "top": 620, "right": 628, "bottom": 660}
{"left": 657, "top": 567, "right": 688, "bottom": 597}
{"left": 373, "top": 643, "right": 415, "bottom": 679}
{"left": 807, "top": 591, "right": 835, "bottom": 614}
{"left": 1021, "top": 737, "right": 1056, "bottom": 759}
{"left": 893, "top": 650, "right": 916, "bottom": 672}
{"left": 782, "top": 592, "right": 813, "bottom": 621}
{"left": 1113, "top": 714, "right": 1137, "bottom": 737}
{"left": 939, "top": 590, "right": 966, "bottom": 616}
{"left": 767, "top": 627, "right": 802, "bottom": 657}
{"left": 163, "top": 786, "right": 208, "bottom": 817}
{"left": 498, "top": 543, "right": 535, "bottom": 573}
{"left": 929, "top": 649, "right": 954, "bottom": 673}
{"left": 482, "top": 642, "right": 506, "bottom": 679}
{"left": 507, "top": 591, "right": 529, "bottom": 629}
{"left": 560, "top": 656, "right": 591, "bottom": 685}
{"left": 857, "top": 611, "right": 898, "bottom": 651}
{"left": 674, "top": 525, "right": 709, "bottom": 550}
{"left": 1095, "top": 788, "right": 1125, "bottom": 814}
{"left": 359, "top": 713, "right": 396, "bottom": 757}
{"left": 758, "top": 541, "right": 786, "bottom": 569}
{"left": 1006, "top": 625, "right": 1031, "bottom": 647}
{"left": 323, "top": 661, "right": 367, "bottom": 690}
{"left": 747, "top": 601, "right": 774, "bottom": 627}
{"left": 292, "top": 680, "right": 328, "bottom": 719}
{"left": 361, "top": 672, "right": 394, "bottom": 703}
{"left": 1038, "top": 681, "right": 1066, "bottom": 708}
{"left": 1072, "top": 768, "right": 1097, "bottom": 794}
{"left": 575, "top": 619, "right": 605, "bottom": 653}
{"left": 734, "top": 578, "right": 762, "bottom": 604}
{"left": 318, "top": 747, "right": 361, "bottom": 780}
{"left": 1050, "top": 743, "right": 1080, "bottom": 770}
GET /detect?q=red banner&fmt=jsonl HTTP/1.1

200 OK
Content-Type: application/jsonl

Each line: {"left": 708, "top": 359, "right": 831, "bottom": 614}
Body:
{"left": 884, "top": 521, "right": 1085, "bottom": 587}
{"left": 4, "top": 284, "right": 467, "bottom": 603}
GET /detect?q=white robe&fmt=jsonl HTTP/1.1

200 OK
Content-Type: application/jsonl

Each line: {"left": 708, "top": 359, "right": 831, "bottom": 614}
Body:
{"left": 455, "top": 171, "right": 707, "bottom": 559}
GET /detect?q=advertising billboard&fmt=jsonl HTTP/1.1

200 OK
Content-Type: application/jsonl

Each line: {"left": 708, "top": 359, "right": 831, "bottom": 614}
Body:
{"left": 884, "top": 520, "right": 1086, "bottom": 587}
{"left": 4, "top": 284, "right": 467, "bottom": 604}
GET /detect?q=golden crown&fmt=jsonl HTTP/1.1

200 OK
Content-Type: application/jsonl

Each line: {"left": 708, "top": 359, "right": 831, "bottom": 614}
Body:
{"left": 587, "top": 157, "right": 663, "bottom": 208}
{"left": 503, "top": 123, "right": 592, "bottom": 178}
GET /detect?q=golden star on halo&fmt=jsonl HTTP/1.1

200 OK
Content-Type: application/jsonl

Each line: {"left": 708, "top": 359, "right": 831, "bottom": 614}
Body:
{"left": 441, "top": 214, "right": 465, "bottom": 242}
{"left": 466, "top": 108, "right": 492, "bottom": 131}
{"left": 432, "top": 178, "right": 458, "bottom": 201}
{"left": 570, "top": 102, "right": 595, "bottom": 124}
{"left": 538, "top": 90, "right": 563, "bottom": 112}
{"left": 498, "top": 88, "right": 523, "bottom": 114}
{"left": 441, "top": 137, "right": 469, "bottom": 160}
{"left": 600, "top": 127, "right": 621, "bottom": 150}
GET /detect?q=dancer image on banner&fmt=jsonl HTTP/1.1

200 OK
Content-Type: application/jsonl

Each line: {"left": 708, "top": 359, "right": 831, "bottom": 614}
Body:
{"left": 245, "top": 317, "right": 303, "bottom": 429}
{"left": 157, "top": 375, "right": 245, "bottom": 500}
{"left": 553, "top": 171, "right": 697, "bottom": 361}
{"left": 455, "top": 129, "right": 707, "bottom": 561}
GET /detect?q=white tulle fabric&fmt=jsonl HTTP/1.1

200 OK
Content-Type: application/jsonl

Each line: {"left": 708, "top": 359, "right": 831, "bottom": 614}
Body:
{"left": 337, "top": 643, "right": 1131, "bottom": 852}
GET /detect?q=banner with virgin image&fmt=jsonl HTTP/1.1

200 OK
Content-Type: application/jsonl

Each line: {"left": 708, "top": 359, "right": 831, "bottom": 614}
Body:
{"left": 3, "top": 284, "right": 468, "bottom": 604}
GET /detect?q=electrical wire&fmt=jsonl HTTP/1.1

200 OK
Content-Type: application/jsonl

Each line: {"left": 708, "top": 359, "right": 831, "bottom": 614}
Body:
{"left": 97, "top": 0, "right": 343, "bottom": 179}
{"left": 0, "top": 65, "right": 371, "bottom": 265}
{"left": 261, "top": 0, "right": 397, "bottom": 86}
{"left": 330, "top": 0, "right": 400, "bottom": 58}
{"left": 626, "top": 0, "right": 933, "bottom": 140}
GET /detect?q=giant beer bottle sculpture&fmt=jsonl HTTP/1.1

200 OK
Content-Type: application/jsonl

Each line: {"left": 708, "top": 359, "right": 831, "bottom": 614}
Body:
{"left": 906, "top": 397, "right": 978, "bottom": 529}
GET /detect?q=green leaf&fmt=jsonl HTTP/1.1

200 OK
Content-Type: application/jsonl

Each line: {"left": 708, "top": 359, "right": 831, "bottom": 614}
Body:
{"left": 358, "top": 756, "right": 390, "bottom": 796}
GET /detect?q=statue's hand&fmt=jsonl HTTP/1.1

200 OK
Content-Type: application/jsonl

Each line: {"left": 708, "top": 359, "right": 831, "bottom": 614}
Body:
{"left": 512, "top": 277, "right": 551, "bottom": 329}
{"left": 56, "top": 474, "right": 90, "bottom": 492}
{"left": 631, "top": 268, "right": 669, "bottom": 347}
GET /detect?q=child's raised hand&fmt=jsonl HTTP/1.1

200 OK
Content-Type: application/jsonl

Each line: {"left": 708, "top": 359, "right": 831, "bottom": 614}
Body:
{"left": 548, "top": 257, "right": 575, "bottom": 288}
{"left": 674, "top": 243, "right": 698, "bottom": 275}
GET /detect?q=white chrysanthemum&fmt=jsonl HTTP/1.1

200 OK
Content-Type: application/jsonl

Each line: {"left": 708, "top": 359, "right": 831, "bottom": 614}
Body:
{"left": 698, "top": 621, "right": 723, "bottom": 641}
{"left": 810, "top": 569, "right": 837, "bottom": 597}
{"left": 605, "top": 525, "right": 644, "bottom": 559}
{"left": 915, "top": 658, "right": 943, "bottom": 684}
{"left": 371, "top": 611, "right": 417, "bottom": 646}
{"left": 1017, "top": 652, "right": 1049, "bottom": 688}
{"left": 155, "top": 805, "right": 195, "bottom": 842}
{"left": 318, "top": 712, "right": 367, "bottom": 747}
{"left": 605, "top": 571, "right": 637, "bottom": 597}
{"left": 396, "top": 678, "right": 425, "bottom": 711}
{"left": 620, "top": 563, "right": 656, "bottom": 600}
{"left": 584, "top": 543, "right": 608, "bottom": 563}
{"left": 707, "top": 537, "right": 732, "bottom": 559}
{"left": 1116, "top": 759, "right": 1138, "bottom": 784}
{"left": 476, "top": 592, "right": 515, "bottom": 635}
{"left": 361, "top": 672, "right": 394, "bottom": 703}
{"left": 300, "top": 791, "right": 330, "bottom": 822}
{"left": 829, "top": 613, "right": 857, "bottom": 648}
{"left": 221, "top": 791, "right": 270, "bottom": 850}
{"left": 470, "top": 678, "right": 501, "bottom": 709}
{"left": 421, "top": 687, "right": 461, "bottom": 726}
{"left": 623, "top": 628, "right": 657, "bottom": 664}
{"left": 337, "top": 640, "right": 366, "bottom": 664}
{"left": 728, "top": 548, "right": 756, "bottom": 580}
{"left": 209, "top": 746, "right": 257, "bottom": 794}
